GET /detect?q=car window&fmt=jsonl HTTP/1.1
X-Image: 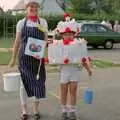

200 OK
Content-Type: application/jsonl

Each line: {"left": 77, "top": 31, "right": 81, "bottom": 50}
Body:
{"left": 96, "top": 25, "right": 107, "bottom": 32}
{"left": 81, "top": 24, "right": 96, "bottom": 33}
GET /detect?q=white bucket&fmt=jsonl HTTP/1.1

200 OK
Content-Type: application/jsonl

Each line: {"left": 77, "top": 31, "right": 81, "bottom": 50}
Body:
{"left": 3, "top": 72, "right": 20, "bottom": 92}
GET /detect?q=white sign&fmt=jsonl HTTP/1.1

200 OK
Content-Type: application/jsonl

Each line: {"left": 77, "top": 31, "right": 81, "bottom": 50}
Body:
{"left": 25, "top": 37, "right": 46, "bottom": 59}
{"left": 48, "top": 39, "right": 88, "bottom": 64}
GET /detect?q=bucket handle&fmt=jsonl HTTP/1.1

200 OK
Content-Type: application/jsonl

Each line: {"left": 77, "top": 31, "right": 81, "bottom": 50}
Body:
{"left": 87, "top": 75, "right": 92, "bottom": 89}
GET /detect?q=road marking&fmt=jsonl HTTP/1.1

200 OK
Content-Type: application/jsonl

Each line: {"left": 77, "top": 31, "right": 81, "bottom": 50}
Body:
{"left": 48, "top": 90, "right": 86, "bottom": 107}
{"left": 49, "top": 91, "right": 60, "bottom": 100}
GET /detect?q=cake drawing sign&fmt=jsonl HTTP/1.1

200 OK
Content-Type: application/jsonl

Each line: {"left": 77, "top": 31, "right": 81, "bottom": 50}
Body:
{"left": 29, "top": 44, "right": 42, "bottom": 52}
{"left": 25, "top": 37, "right": 46, "bottom": 59}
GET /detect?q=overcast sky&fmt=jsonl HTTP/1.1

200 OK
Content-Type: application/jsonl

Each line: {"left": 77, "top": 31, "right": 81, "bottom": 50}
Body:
{"left": 0, "top": 0, "right": 19, "bottom": 10}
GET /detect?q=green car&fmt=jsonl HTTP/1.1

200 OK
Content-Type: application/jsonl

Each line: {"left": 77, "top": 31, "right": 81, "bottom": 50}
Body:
{"left": 78, "top": 21, "right": 120, "bottom": 49}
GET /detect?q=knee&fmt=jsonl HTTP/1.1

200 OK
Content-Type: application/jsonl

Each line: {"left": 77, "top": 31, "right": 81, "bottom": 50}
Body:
{"left": 20, "top": 85, "right": 24, "bottom": 90}
{"left": 20, "top": 84, "right": 26, "bottom": 94}
{"left": 33, "top": 97, "right": 39, "bottom": 102}
{"left": 20, "top": 81, "right": 24, "bottom": 89}
{"left": 69, "top": 83, "right": 77, "bottom": 95}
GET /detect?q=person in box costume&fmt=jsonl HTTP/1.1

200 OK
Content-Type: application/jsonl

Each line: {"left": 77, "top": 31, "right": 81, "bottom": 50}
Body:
{"left": 56, "top": 20, "right": 92, "bottom": 120}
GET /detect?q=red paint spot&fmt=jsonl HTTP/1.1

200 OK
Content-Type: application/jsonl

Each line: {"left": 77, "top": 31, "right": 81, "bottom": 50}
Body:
{"left": 64, "top": 58, "right": 70, "bottom": 64}
{"left": 82, "top": 57, "right": 87, "bottom": 63}
{"left": 44, "top": 58, "right": 49, "bottom": 64}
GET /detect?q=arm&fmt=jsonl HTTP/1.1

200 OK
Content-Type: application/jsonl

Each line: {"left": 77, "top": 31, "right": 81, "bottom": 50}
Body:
{"left": 44, "top": 32, "right": 48, "bottom": 42}
{"left": 82, "top": 61, "right": 92, "bottom": 76}
{"left": 45, "top": 32, "right": 49, "bottom": 48}
{"left": 43, "top": 19, "right": 48, "bottom": 46}
{"left": 9, "top": 32, "right": 21, "bottom": 67}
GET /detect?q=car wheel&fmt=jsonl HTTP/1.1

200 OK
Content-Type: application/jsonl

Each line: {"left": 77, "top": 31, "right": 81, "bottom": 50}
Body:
{"left": 104, "top": 41, "right": 113, "bottom": 49}
{"left": 92, "top": 45, "right": 98, "bottom": 49}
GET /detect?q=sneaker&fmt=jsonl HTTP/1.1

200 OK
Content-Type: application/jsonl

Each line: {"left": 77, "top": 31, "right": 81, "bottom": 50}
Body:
{"left": 69, "top": 112, "right": 77, "bottom": 120}
{"left": 60, "top": 112, "right": 68, "bottom": 120}
{"left": 20, "top": 114, "right": 29, "bottom": 120}
{"left": 33, "top": 113, "right": 41, "bottom": 120}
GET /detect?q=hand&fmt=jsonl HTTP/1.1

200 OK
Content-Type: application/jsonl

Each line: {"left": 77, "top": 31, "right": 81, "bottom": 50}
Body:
{"left": 88, "top": 69, "right": 92, "bottom": 76}
{"left": 46, "top": 40, "right": 53, "bottom": 47}
{"left": 47, "top": 39, "right": 53, "bottom": 44}
{"left": 9, "top": 58, "right": 16, "bottom": 67}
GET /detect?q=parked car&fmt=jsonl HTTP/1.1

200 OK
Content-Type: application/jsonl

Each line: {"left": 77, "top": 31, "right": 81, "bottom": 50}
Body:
{"left": 77, "top": 21, "right": 120, "bottom": 49}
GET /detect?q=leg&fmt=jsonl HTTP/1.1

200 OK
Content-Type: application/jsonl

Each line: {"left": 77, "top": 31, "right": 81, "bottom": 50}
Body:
{"left": 60, "top": 83, "right": 69, "bottom": 106}
{"left": 32, "top": 97, "right": 40, "bottom": 114}
{"left": 33, "top": 97, "right": 41, "bottom": 120}
{"left": 20, "top": 82, "right": 29, "bottom": 120}
{"left": 60, "top": 83, "right": 69, "bottom": 120}
{"left": 59, "top": 66, "right": 70, "bottom": 119}
{"left": 69, "top": 82, "right": 77, "bottom": 106}
{"left": 69, "top": 82, "right": 78, "bottom": 120}
{"left": 20, "top": 81, "right": 28, "bottom": 115}
{"left": 67, "top": 85, "right": 71, "bottom": 108}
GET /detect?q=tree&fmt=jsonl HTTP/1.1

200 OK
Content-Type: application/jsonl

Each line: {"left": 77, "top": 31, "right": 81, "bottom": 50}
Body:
{"left": 70, "top": 0, "right": 93, "bottom": 13}
{"left": 70, "top": 0, "right": 120, "bottom": 14}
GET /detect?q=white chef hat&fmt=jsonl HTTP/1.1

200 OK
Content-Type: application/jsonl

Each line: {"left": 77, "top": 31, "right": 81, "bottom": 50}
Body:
{"left": 24, "top": 0, "right": 41, "bottom": 6}
{"left": 57, "top": 19, "right": 78, "bottom": 34}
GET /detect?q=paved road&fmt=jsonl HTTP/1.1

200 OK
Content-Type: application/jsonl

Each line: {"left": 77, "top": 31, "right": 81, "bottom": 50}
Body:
{"left": 0, "top": 68, "right": 120, "bottom": 120}
{"left": 88, "top": 47, "right": 120, "bottom": 63}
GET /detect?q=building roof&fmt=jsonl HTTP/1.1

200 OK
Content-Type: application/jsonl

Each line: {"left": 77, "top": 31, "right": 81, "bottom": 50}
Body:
{"left": 13, "top": 0, "right": 64, "bottom": 15}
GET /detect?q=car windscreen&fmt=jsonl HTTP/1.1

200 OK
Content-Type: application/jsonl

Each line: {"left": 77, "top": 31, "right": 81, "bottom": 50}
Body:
{"left": 81, "top": 24, "right": 96, "bottom": 33}
{"left": 96, "top": 25, "right": 107, "bottom": 32}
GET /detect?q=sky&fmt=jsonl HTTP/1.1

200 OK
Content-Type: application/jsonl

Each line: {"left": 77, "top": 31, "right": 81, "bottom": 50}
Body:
{"left": 0, "top": 0, "right": 19, "bottom": 10}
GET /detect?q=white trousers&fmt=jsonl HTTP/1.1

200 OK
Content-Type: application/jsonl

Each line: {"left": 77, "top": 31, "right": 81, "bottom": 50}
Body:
{"left": 60, "top": 65, "right": 81, "bottom": 83}
{"left": 20, "top": 81, "right": 39, "bottom": 105}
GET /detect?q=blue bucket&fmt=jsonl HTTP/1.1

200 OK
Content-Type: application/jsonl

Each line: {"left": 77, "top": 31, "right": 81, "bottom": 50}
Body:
{"left": 84, "top": 88, "right": 93, "bottom": 104}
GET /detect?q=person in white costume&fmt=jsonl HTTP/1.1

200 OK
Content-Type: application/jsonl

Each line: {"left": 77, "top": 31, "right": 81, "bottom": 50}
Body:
{"left": 56, "top": 20, "right": 92, "bottom": 120}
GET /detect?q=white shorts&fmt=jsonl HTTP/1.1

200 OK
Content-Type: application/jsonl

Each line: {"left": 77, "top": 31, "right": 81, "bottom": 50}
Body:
{"left": 60, "top": 65, "right": 81, "bottom": 84}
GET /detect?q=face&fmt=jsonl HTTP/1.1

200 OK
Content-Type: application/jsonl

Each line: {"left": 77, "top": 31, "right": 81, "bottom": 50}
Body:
{"left": 65, "top": 16, "right": 71, "bottom": 22}
{"left": 26, "top": 2, "right": 40, "bottom": 16}
{"left": 62, "top": 32, "right": 74, "bottom": 40}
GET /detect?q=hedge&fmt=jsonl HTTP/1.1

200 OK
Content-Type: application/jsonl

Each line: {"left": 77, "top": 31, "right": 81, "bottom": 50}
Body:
{"left": 0, "top": 14, "right": 4, "bottom": 36}
{"left": 0, "top": 12, "right": 120, "bottom": 36}
{"left": 0, "top": 14, "right": 63, "bottom": 37}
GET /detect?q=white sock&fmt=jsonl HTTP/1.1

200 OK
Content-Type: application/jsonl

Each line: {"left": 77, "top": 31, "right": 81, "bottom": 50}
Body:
{"left": 68, "top": 105, "right": 76, "bottom": 113}
{"left": 20, "top": 82, "right": 27, "bottom": 105}
{"left": 61, "top": 105, "right": 67, "bottom": 113}
{"left": 20, "top": 81, "right": 28, "bottom": 114}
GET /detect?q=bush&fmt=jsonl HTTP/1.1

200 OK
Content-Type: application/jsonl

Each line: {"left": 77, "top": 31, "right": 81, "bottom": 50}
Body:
{"left": 0, "top": 14, "right": 4, "bottom": 36}
{"left": 0, "top": 14, "right": 21, "bottom": 37}
{"left": 1, "top": 12, "right": 120, "bottom": 37}
{"left": 0, "top": 13, "right": 63, "bottom": 37}
{"left": 43, "top": 14, "right": 63, "bottom": 30}
{"left": 74, "top": 12, "right": 120, "bottom": 21}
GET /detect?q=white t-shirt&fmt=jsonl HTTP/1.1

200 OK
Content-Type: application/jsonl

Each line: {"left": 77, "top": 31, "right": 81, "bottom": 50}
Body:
{"left": 16, "top": 18, "right": 48, "bottom": 33}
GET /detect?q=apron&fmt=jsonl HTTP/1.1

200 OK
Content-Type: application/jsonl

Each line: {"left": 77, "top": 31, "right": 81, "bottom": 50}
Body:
{"left": 18, "top": 19, "right": 46, "bottom": 99}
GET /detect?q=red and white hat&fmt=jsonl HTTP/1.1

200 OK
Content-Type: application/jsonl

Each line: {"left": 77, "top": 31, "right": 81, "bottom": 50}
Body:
{"left": 64, "top": 13, "right": 70, "bottom": 19}
{"left": 57, "top": 19, "right": 78, "bottom": 34}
